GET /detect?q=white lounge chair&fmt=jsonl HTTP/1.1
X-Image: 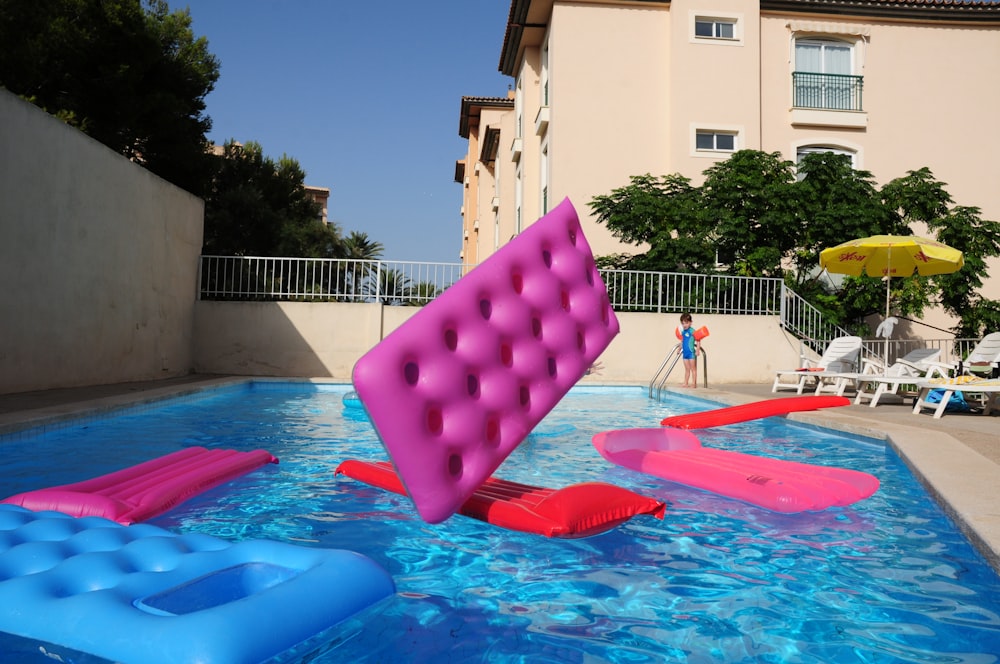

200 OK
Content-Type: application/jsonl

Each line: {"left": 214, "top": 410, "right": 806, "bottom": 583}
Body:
{"left": 937, "top": 332, "right": 1000, "bottom": 379}
{"left": 912, "top": 377, "right": 1000, "bottom": 418}
{"left": 772, "top": 336, "right": 862, "bottom": 395}
{"left": 845, "top": 348, "right": 944, "bottom": 407}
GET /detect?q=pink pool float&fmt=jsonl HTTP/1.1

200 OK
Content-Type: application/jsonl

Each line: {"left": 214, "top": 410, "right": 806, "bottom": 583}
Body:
{"left": 352, "top": 198, "right": 620, "bottom": 523}
{"left": 592, "top": 426, "right": 879, "bottom": 513}
{"left": 2, "top": 446, "right": 278, "bottom": 524}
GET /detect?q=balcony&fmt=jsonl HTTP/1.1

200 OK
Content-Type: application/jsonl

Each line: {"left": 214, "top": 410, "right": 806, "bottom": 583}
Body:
{"left": 790, "top": 72, "right": 867, "bottom": 129}
{"left": 510, "top": 137, "right": 523, "bottom": 162}
{"left": 534, "top": 106, "right": 550, "bottom": 136}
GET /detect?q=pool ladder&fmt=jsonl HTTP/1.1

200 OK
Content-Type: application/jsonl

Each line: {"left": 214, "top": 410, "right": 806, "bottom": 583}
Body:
{"left": 649, "top": 344, "right": 708, "bottom": 400}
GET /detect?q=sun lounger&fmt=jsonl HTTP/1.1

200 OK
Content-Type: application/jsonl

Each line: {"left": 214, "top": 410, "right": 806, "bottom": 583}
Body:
{"left": 912, "top": 378, "right": 1000, "bottom": 418}
{"left": 839, "top": 348, "right": 944, "bottom": 407}
{"left": 772, "top": 336, "right": 862, "bottom": 395}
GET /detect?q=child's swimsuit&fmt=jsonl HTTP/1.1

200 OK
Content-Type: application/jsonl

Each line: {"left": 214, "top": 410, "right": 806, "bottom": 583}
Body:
{"left": 681, "top": 326, "right": 696, "bottom": 360}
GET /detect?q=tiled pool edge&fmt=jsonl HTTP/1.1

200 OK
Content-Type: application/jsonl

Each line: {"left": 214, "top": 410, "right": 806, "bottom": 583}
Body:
{"left": 0, "top": 377, "right": 252, "bottom": 439}
{"left": 798, "top": 412, "right": 1000, "bottom": 576}
{"left": 692, "top": 386, "right": 1000, "bottom": 575}
{"left": 0, "top": 377, "right": 353, "bottom": 440}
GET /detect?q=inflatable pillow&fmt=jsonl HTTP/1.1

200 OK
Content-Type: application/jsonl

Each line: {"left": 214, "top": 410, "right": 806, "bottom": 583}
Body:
{"left": 352, "top": 198, "right": 620, "bottom": 523}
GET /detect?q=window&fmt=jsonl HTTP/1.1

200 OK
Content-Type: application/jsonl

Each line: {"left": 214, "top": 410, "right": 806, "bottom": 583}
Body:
{"left": 540, "top": 142, "right": 549, "bottom": 215}
{"left": 795, "top": 145, "right": 857, "bottom": 180}
{"left": 696, "top": 131, "right": 737, "bottom": 152}
{"left": 793, "top": 38, "right": 862, "bottom": 111}
{"left": 695, "top": 18, "right": 735, "bottom": 40}
{"left": 796, "top": 145, "right": 855, "bottom": 166}
{"left": 541, "top": 42, "right": 549, "bottom": 107}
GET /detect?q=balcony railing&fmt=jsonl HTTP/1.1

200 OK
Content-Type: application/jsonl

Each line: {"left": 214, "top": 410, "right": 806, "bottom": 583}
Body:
{"left": 792, "top": 72, "right": 863, "bottom": 112}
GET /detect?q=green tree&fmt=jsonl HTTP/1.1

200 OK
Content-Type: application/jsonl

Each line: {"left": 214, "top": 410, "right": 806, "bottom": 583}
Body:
{"left": 203, "top": 141, "right": 345, "bottom": 258}
{"left": 589, "top": 151, "right": 1000, "bottom": 336}
{"left": 700, "top": 150, "right": 799, "bottom": 278}
{"left": 343, "top": 232, "right": 384, "bottom": 260}
{"left": 0, "top": 0, "right": 220, "bottom": 195}
{"left": 588, "top": 173, "right": 714, "bottom": 272}
{"left": 793, "top": 152, "right": 901, "bottom": 286}
{"left": 881, "top": 168, "right": 1000, "bottom": 338}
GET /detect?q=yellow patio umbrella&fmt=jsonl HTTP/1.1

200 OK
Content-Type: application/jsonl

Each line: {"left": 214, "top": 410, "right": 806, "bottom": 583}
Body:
{"left": 819, "top": 234, "right": 964, "bottom": 369}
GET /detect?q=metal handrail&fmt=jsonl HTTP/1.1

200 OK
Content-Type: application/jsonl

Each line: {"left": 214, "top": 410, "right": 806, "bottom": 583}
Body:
{"left": 648, "top": 344, "right": 708, "bottom": 401}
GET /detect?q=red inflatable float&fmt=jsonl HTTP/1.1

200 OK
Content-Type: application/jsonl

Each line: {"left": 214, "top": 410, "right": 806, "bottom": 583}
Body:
{"left": 660, "top": 396, "right": 850, "bottom": 429}
{"left": 335, "top": 459, "right": 665, "bottom": 538}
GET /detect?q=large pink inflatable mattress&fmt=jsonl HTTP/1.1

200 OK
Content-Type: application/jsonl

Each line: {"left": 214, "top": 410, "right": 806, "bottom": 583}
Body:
{"left": 592, "top": 427, "right": 879, "bottom": 513}
{"left": 2, "top": 447, "right": 278, "bottom": 524}
{"left": 353, "top": 198, "right": 619, "bottom": 523}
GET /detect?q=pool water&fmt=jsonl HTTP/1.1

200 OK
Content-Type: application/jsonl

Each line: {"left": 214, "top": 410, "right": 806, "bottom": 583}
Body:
{"left": 1, "top": 383, "right": 999, "bottom": 663}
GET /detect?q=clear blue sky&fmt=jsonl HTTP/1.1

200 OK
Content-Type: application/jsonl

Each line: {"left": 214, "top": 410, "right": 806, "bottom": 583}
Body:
{"left": 178, "top": 1, "right": 512, "bottom": 263}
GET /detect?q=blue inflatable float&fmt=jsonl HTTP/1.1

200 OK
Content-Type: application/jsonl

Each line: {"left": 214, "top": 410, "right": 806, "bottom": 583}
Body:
{"left": 0, "top": 504, "right": 395, "bottom": 663}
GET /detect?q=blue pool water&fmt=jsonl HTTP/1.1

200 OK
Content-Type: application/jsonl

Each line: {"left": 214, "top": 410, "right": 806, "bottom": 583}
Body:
{"left": 1, "top": 383, "right": 999, "bottom": 663}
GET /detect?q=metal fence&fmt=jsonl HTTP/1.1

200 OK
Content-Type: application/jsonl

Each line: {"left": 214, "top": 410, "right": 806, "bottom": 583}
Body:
{"left": 198, "top": 255, "right": 980, "bottom": 363}
{"left": 600, "top": 270, "right": 783, "bottom": 315}
{"left": 199, "top": 256, "right": 785, "bottom": 314}
{"left": 198, "top": 256, "right": 472, "bottom": 305}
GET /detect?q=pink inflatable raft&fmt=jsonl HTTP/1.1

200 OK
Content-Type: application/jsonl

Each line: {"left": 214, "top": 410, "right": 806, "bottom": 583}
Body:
{"left": 2, "top": 447, "right": 278, "bottom": 524}
{"left": 592, "top": 426, "right": 879, "bottom": 513}
{"left": 352, "top": 198, "right": 619, "bottom": 524}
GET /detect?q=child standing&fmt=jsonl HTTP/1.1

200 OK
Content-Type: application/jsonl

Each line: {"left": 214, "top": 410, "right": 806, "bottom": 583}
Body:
{"left": 679, "top": 313, "right": 698, "bottom": 388}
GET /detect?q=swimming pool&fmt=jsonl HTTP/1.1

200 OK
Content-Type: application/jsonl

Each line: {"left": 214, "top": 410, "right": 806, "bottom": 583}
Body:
{"left": 2, "top": 383, "right": 999, "bottom": 662}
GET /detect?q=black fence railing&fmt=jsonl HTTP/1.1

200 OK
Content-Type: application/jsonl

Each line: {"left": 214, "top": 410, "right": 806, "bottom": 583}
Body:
{"left": 792, "top": 72, "right": 864, "bottom": 112}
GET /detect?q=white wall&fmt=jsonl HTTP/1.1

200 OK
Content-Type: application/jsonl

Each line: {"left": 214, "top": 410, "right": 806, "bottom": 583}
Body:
{"left": 193, "top": 301, "right": 799, "bottom": 385}
{"left": 0, "top": 90, "right": 204, "bottom": 394}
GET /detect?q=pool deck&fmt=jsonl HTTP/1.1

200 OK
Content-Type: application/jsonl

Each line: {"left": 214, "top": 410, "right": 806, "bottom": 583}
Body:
{"left": 0, "top": 375, "right": 997, "bottom": 572}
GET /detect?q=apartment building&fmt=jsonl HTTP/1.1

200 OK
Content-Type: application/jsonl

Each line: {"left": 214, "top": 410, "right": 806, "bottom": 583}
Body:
{"left": 456, "top": 0, "right": 1000, "bottom": 305}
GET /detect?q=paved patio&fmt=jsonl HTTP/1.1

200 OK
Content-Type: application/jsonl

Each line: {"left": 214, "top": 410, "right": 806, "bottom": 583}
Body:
{"left": 0, "top": 375, "right": 996, "bottom": 572}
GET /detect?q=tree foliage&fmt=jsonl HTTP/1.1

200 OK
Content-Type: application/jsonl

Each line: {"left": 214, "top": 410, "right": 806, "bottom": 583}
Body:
{"left": 0, "top": 0, "right": 220, "bottom": 195}
{"left": 589, "top": 150, "right": 1000, "bottom": 337}
{"left": 589, "top": 174, "right": 714, "bottom": 272}
{"left": 203, "top": 141, "right": 346, "bottom": 258}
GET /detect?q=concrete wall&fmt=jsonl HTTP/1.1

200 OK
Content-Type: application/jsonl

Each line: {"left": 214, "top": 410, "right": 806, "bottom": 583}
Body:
{"left": 193, "top": 301, "right": 801, "bottom": 385}
{"left": 0, "top": 90, "right": 204, "bottom": 395}
{"left": 0, "top": 88, "right": 809, "bottom": 394}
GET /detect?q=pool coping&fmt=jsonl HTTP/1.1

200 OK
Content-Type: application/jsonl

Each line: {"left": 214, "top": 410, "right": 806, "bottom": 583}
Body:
{"left": 1, "top": 376, "right": 997, "bottom": 575}
{"left": 688, "top": 386, "right": 1000, "bottom": 575}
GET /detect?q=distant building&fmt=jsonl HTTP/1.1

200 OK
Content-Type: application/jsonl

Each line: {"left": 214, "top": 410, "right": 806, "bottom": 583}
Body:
{"left": 457, "top": 0, "right": 1000, "bottom": 306}
{"left": 455, "top": 93, "right": 515, "bottom": 266}
{"left": 304, "top": 185, "right": 330, "bottom": 224}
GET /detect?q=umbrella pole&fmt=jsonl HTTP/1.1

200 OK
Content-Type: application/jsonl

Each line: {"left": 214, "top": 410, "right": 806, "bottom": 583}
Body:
{"left": 884, "top": 277, "right": 891, "bottom": 373}
{"left": 884, "top": 250, "right": 892, "bottom": 373}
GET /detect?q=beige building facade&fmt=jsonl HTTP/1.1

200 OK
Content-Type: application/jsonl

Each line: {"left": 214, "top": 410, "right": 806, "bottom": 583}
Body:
{"left": 457, "top": 0, "right": 1000, "bottom": 313}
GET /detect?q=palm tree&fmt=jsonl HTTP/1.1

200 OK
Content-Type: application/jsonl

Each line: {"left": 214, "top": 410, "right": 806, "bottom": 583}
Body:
{"left": 364, "top": 268, "right": 415, "bottom": 305}
{"left": 340, "top": 232, "right": 384, "bottom": 300}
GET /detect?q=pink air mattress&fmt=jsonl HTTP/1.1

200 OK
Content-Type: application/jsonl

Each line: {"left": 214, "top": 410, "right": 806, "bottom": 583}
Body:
{"left": 352, "top": 198, "right": 619, "bottom": 523}
{"left": 2, "top": 447, "right": 278, "bottom": 524}
{"left": 591, "top": 428, "right": 879, "bottom": 513}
